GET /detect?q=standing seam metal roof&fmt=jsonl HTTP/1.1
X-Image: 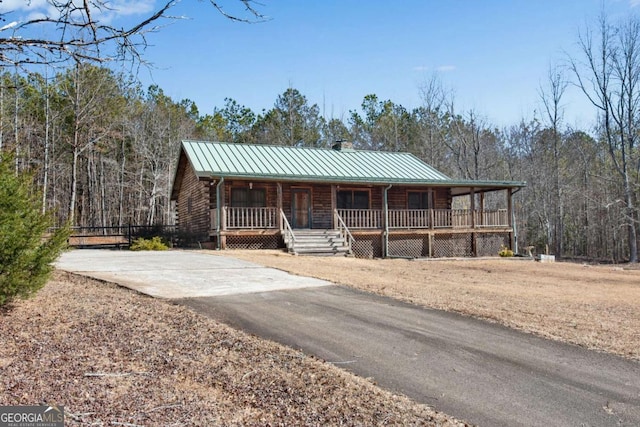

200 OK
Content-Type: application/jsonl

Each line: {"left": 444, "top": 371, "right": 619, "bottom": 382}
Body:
{"left": 179, "top": 140, "right": 526, "bottom": 189}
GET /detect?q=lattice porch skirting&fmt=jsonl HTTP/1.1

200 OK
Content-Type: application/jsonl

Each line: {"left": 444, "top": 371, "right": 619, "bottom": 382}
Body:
{"left": 350, "top": 231, "right": 509, "bottom": 259}
{"left": 214, "top": 230, "right": 510, "bottom": 258}
{"left": 224, "top": 234, "right": 281, "bottom": 250}
{"left": 432, "top": 233, "right": 473, "bottom": 258}
{"left": 475, "top": 232, "right": 510, "bottom": 257}
{"left": 351, "top": 233, "right": 383, "bottom": 259}
{"left": 387, "top": 234, "right": 430, "bottom": 258}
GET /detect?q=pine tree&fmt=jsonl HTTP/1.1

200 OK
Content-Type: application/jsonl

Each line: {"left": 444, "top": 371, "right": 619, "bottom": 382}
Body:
{"left": 0, "top": 151, "right": 69, "bottom": 306}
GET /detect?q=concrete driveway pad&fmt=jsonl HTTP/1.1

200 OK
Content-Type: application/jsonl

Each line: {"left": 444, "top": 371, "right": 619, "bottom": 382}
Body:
{"left": 55, "top": 249, "right": 331, "bottom": 298}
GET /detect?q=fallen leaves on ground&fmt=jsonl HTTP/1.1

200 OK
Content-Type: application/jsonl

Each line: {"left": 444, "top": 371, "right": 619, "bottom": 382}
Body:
{"left": 0, "top": 272, "right": 467, "bottom": 426}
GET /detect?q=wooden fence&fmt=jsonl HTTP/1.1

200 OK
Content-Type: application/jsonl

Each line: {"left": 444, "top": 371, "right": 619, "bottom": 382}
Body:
{"left": 66, "top": 225, "right": 177, "bottom": 248}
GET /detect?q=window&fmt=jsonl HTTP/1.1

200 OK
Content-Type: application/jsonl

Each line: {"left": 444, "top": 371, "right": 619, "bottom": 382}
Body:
{"left": 337, "top": 190, "right": 369, "bottom": 209}
{"left": 408, "top": 191, "right": 433, "bottom": 209}
{"left": 231, "top": 188, "right": 266, "bottom": 208}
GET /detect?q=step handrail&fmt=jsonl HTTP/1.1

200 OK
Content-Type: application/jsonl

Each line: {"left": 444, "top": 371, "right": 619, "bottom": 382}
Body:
{"left": 334, "top": 209, "right": 355, "bottom": 254}
{"left": 280, "top": 209, "right": 296, "bottom": 248}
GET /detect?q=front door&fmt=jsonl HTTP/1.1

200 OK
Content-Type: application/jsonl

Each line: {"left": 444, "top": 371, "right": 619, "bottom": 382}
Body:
{"left": 292, "top": 189, "right": 311, "bottom": 228}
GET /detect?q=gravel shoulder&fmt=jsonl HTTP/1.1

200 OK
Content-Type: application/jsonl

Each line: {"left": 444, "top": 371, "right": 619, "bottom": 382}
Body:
{"left": 0, "top": 271, "right": 465, "bottom": 426}
{"left": 215, "top": 250, "right": 640, "bottom": 360}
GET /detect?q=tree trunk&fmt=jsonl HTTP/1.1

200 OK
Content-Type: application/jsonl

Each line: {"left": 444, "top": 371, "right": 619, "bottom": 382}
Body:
{"left": 69, "top": 146, "right": 79, "bottom": 226}
{"left": 42, "top": 69, "right": 50, "bottom": 214}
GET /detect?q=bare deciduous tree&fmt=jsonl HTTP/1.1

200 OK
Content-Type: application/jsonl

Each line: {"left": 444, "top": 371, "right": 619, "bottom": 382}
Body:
{"left": 570, "top": 13, "right": 640, "bottom": 262}
{"left": 0, "top": 0, "right": 264, "bottom": 66}
{"left": 539, "top": 65, "right": 568, "bottom": 257}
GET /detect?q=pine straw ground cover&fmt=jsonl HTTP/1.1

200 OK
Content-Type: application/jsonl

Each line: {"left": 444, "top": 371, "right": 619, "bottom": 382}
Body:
{"left": 0, "top": 272, "right": 465, "bottom": 426}
{"left": 220, "top": 251, "right": 640, "bottom": 361}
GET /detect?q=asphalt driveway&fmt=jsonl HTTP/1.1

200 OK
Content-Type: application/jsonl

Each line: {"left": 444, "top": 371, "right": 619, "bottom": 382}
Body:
{"left": 57, "top": 250, "right": 640, "bottom": 427}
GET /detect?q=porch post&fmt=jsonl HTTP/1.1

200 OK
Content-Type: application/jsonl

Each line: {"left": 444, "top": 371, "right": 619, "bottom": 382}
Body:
{"left": 470, "top": 188, "right": 476, "bottom": 228}
{"left": 218, "top": 178, "right": 227, "bottom": 249}
{"left": 277, "top": 182, "right": 283, "bottom": 227}
{"left": 331, "top": 184, "right": 337, "bottom": 229}
{"left": 383, "top": 184, "right": 392, "bottom": 258}
{"left": 508, "top": 188, "right": 515, "bottom": 251}
{"left": 470, "top": 188, "right": 477, "bottom": 257}
{"left": 428, "top": 233, "right": 434, "bottom": 258}
{"left": 479, "top": 191, "right": 485, "bottom": 226}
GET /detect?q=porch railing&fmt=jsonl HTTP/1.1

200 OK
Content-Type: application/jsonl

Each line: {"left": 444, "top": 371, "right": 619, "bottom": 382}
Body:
{"left": 474, "top": 209, "right": 509, "bottom": 227}
{"left": 222, "top": 207, "right": 278, "bottom": 229}
{"left": 339, "top": 208, "right": 509, "bottom": 229}
{"left": 337, "top": 209, "right": 382, "bottom": 229}
{"left": 280, "top": 209, "right": 295, "bottom": 250}
{"left": 388, "top": 209, "right": 431, "bottom": 228}
{"left": 432, "top": 209, "right": 473, "bottom": 228}
{"left": 211, "top": 207, "right": 509, "bottom": 230}
{"left": 334, "top": 210, "right": 355, "bottom": 254}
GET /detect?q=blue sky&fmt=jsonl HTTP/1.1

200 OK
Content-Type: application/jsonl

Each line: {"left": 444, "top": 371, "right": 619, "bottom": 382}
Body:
{"left": 5, "top": 0, "right": 637, "bottom": 128}
{"left": 135, "top": 0, "right": 638, "bottom": 128}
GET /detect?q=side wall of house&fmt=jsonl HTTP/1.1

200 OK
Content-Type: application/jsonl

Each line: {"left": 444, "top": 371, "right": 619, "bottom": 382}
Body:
{"left": 175, "top": 155, "right": 211, "bottom": 241}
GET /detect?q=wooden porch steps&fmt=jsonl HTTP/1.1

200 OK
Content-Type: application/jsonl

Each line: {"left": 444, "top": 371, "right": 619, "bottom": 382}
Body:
{"left": 284, "top": 229, "right": 351, "bottom": 256}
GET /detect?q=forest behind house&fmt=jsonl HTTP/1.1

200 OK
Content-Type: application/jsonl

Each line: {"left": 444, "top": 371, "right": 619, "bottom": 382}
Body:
{"left": 2, "top": 14, "right": 640, "bottom": 263}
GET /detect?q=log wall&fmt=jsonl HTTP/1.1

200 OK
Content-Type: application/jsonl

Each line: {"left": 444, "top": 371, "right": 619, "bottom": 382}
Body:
{"left": 174, "top": 154, "right": 211, "bottom": 241}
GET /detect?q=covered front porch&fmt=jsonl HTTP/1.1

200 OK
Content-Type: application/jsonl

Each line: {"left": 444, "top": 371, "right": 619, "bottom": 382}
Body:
{"left": 209, "top": 179, "right": 517, "bottom": 258}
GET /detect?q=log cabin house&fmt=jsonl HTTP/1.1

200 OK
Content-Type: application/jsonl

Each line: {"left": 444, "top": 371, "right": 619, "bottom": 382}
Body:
{"left": 170, "top": 140, "right": 526, "bottom": 258}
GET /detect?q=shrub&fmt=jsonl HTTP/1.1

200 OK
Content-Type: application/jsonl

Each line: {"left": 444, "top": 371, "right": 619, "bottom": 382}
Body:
{"left": 498, "top": 245, "right": 514, "bottom": 257}
{"left": 130, "top": 236, "right": 169, "bottom": 251}
{"left": 0, "top": 152, "right": 69, "bottom": 306}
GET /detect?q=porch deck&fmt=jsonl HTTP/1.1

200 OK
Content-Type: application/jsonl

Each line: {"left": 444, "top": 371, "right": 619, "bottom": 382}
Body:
{"left": 210, "top": 207, "right": 512, "bottom": 258}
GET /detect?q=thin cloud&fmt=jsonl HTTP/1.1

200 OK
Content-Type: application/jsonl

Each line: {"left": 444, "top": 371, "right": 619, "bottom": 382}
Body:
{"left": 436, "top": 65, "right": 456, "bottom": 72}
{"left": 0, "top": 0, "right": 48, "bottom": 13}
{"left": 631, "top": 0, "right": 640, "bottom": 7}
{"left": 413, "top": 64, "right": 457, "bottom": 73}
{"left": 0, "top": 0, "right": 155, "bottom": 21}
{"left": 107, "top": 0, "right": 156, "bottom": 17}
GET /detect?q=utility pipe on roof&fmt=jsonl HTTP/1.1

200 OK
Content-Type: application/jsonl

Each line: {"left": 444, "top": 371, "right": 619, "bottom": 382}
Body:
{"left": 216, "top": 177, "right": 224, "bottom": 250}
{"left": 383, "top": 184, "right": 392, "bottom": 258}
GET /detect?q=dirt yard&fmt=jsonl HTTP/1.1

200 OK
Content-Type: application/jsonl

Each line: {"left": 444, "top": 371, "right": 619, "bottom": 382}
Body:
{"left": 0, "top": 271, "right": 465, "bottom": 426}
{"left": 220, "top": 251, "right": 640, "bottom": 361}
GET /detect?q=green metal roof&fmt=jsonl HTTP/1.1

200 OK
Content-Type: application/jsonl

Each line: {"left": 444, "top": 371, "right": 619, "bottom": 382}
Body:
{"left": 179, "top": 140, "right": 526, "bottom": 190}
